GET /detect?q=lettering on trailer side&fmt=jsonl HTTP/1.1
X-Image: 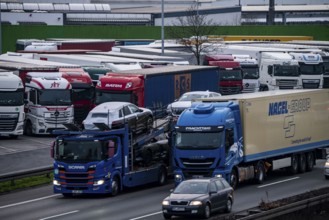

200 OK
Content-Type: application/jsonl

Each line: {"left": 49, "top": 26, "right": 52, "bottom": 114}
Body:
{"left": 174, "top": 74, "right": 191, "bottom": 99}
{"left": 268, "top": 98, "right": 311, "bottom": 116}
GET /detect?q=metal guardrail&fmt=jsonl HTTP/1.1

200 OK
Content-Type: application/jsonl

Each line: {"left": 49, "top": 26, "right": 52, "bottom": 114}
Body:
{"left": 0, "top": 166, "right": 53, "bottom": 185}
{"left": 219, "top": 191, "right": 329, "bottom": 220}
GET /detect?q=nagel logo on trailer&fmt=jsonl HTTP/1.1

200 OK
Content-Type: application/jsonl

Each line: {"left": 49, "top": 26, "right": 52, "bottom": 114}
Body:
{"left": 268, "top": 98, "right": 311, "bottom": 116}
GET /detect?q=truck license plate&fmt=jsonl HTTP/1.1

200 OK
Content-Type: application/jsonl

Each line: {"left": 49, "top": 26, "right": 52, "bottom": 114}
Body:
{"left": 72, "top": 190, "right": 82, "bottom": 194}
{"left": 173, "top": 207, "right": 185, "bottom": 211}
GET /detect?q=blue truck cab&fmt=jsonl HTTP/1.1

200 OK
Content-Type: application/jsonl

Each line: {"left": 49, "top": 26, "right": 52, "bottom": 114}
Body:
{"left": 172, "top": 102, "right": 243, "bottom": 187}
{"left": 52, "top": 122, "right": 171, "bottom": 196}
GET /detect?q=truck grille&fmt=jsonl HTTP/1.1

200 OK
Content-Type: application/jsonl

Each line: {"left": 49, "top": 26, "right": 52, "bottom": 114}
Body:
{"left": 0, "top": 113, "right": 19, "bottom": 131}
{"left": 302, "top": 82, "right": 320, "bottom": 89}
{"left": 58, "top": 167, "right": 95, "bottom": 186}
{"left": 180, "top": 158, "right": 215, "bottom": 168}
{"left": 277, "top": 79, "right": 298, "bottom": 89}
{"left": 220, "top": 86, "right": 241, "bottom": 95}
{"left": 323, "top": 77, "right": 329, "bottom": 88}
{"left": 242, "top": 83, "right": 257, "bottom": 93}
{"left": 182, "top": 169, "right": 214, "bottom": 179}
{"left": 45, "top": 111, "right": 71, "bottom": 124}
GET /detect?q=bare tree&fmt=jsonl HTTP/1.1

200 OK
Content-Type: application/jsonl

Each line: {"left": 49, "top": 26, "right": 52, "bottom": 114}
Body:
{"left": 166, "top": 4, "right": 218, "bottom": 65}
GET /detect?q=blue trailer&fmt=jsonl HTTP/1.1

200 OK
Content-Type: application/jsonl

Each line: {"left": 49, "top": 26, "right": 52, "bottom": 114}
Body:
{"left": 51, "top": 119, "right": 172, "bottom": 196}
{"left": 172, "top": 89, "right": 329, "bottom": 189}
{"left": 95, "top": 65, "right": 220, "bottom": 116}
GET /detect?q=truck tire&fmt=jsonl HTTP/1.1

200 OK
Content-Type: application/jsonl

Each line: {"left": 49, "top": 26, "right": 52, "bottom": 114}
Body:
{"left": 298, "top": 153, "right": 306, "bottom": 173}
{"left": 255, "top": 161, "right": 265, "bottom": 184}
{"left": 230, "top": 169, "right": 238, "bottom": 190}
{"left": 289, "top": 155, "right": 299, "bottom": 175}
{"left": 306, "top": 152, "right": 314, "bottom": 171}
{"left": 110, "top": 177, "right": 120, "bottom": 196}
{"left": 158, "top": 167, "right": 167, "bottom": 186}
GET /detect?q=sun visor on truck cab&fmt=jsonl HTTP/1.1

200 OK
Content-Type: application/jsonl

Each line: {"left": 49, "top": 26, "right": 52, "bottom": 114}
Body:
{"left": 191, "top": 103, "right": 215, "bottom": 114}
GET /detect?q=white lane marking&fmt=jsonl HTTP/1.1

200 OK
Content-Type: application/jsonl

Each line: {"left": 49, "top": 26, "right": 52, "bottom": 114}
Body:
{"left": 258, "top": 177, "right": 300, "bottom": 188}
{"left": 0, "top": 194, "right": 61, "bottom": 209}
{"left": 129, "top": 211, "right": 162, "bottom": 220}
{"left": 0, "top": 146, "right": 16, "bottom": 152}
{"left": 39, "top": 210, "right": 79, "bottom": 220}
{"left": 0, "top": 146, "right": 50, "bottom": 156}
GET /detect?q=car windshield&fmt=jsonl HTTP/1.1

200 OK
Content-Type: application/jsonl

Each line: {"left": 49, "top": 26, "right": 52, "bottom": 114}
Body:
{"left": 0, "top": 89, "right": 24, "bottom": 106}
{"left": 178, "top": 93, "right": 208, "bottom": 101}
{"left": 175, "top": 132, "right": 223, "bottom": 150}
{"left": 174, "top": 181, "right": 209, "bottom": 194}
{"left": 38, "top": 90, "right": 72, "bottom": 106}
{"left": 54, "top": 140, "right": 109, "bottom": 162}
{"left": 91, "top": 112, "right": 116, "bottom": 118}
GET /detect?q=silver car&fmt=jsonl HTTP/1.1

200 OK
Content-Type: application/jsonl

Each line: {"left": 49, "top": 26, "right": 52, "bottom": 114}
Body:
{"left": 324, "top": 156, "right": 329, "bottom": 180}
{"left": 166, "top": 91, "right": 221, "bottom": 120}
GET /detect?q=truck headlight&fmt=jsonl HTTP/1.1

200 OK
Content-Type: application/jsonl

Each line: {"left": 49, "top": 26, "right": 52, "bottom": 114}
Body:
{"left": 38, "top": 119, "right": 45, "bottom": 127}
{"left": 190, "top": 201, "right": 202, "bottom": 206}
{"left": 94, "top": 179, "right": 104, "bottom": 186}
{"left": 53, "top": 179, "right": 61, "bottom": 186}
{"left": 162, "top": 200, "right": 170, "bottom": 206}
{"left": 215, "top": 174, "right": 222, "bottom": 178}
{"left": 175, "top": 174, "right": 182, "bottom": 182}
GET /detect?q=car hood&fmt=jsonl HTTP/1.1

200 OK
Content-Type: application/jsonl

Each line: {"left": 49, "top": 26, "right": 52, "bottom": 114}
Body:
{"left": 167, "top": 193, "right": 207, "bottom": 201}
{"left": 83, "top": 117, "right": 113, "bottom": 130}
{"left": 170, "top": 101, "right": 192, "bottom": 109}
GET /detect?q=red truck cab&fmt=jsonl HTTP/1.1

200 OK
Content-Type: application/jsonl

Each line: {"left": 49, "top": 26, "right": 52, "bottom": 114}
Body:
{"left": 204, "top": 55, "right": 243, "bottom": 95}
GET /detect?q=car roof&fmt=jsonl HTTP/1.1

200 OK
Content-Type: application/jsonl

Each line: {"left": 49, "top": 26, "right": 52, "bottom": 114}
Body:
{"left": 182, "top": 91, "right": 218, "bottom": 95}
{"left": 92, "top": 102, "right": 132, "bottom": 112}
{"left": 183, "top": 177, "right": 223, "bottom": 183}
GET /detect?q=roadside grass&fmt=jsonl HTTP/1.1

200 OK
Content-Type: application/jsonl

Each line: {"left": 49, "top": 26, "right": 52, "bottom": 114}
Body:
{"left": 0, "top": 173, "right": 53, "bottom": 194}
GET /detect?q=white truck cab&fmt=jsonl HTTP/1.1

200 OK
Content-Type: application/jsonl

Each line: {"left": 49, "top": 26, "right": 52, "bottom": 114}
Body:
{"left": 24, "top": 72, "right": 74, "bottom": 135}
{"left": 0, "top": 72, "right": 25, "bottom": 138}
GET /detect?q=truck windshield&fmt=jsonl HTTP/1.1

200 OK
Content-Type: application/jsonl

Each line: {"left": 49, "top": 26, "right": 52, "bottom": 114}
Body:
{"left": 242, "top": 67, "right": 259, "bottom": 79}
{"left": 72, "top": 87, "right": 94, "bottom": 103}
{"left": 273, "top": 65, "right": 299, "bottom": 77}
{"left": 38, "top": 90, "right": 72, "bottom": 106}
{"left": 175, "top": 132, "right": 222, "bottom": 150}
{"left": 54, "top": 140, "right": 108, "bottom": 163}
{"left": 95, "top": 90, "right": 132, "bottom": 105}
{"left": 299, "top": 63, "right": 324, "bottom": 75}
{"left": 0, "top": 89, "right": 24, "bottom": 106}
{"left": 220, "top": 70, "right": 242, "bottom": 81}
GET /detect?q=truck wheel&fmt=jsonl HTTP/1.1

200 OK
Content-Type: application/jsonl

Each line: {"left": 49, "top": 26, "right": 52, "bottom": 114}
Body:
{"left": 306, "top": 152, "right": 314, "bottom": 171}
{"left": 24, "top": 121, "right": 33, "bottom": 136}
{"left": 298, "top": 153, "right": 306, "bottom": 173}
{"left": 110, "top": 177, "right": 120, "bottom": 196}
{"left": 230, "top": 169, "right": 238, "bottom": 190}
{"left": 255, "top": 162, "right": 265, "bottom": 184}
{"left": 158, "top": 167, "right": 167, "bottom": 186}
{"left": 289, "top": 155, "right": 299, "bottom": 175}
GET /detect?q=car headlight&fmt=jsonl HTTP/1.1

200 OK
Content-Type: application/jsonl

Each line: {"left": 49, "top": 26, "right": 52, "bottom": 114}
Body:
{"left": 94, "top": 179, "right": 105, "bottom": 186}
{"left": 162, "top": 200, "right": 170, "bottom": 206}
{"left": 38, "top": 119, "right": 45, "bottom": 127}
{"left": 190, "top": 201, "right": 202, "bottom": 206}
{"left": 53, "top": 179, "right": 61, "bottom": 186}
